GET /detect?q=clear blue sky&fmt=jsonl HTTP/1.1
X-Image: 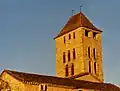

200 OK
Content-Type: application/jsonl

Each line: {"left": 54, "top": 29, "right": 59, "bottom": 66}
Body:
{"left": 0, "top": 0, "right": 120, "bottom": 86}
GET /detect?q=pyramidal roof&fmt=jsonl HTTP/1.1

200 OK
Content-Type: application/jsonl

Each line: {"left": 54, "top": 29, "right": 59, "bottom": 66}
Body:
{"left": 55, "top": 12, "right": 102, "bottom": 39}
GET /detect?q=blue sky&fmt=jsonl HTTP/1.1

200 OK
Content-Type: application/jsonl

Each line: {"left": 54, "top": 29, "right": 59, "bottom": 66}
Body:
{"left": 0, "top": 0, "right": 120, "bottom": 86}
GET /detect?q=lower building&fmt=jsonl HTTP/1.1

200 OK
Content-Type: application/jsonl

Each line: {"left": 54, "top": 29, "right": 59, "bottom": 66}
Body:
{"left": 0, "top": 69, "right": 120, "bottom": 91}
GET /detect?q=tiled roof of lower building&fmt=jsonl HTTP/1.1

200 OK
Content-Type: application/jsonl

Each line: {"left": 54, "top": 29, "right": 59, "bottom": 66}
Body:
{"left": 1, "top": 69, "right": 120, "bottom": 91}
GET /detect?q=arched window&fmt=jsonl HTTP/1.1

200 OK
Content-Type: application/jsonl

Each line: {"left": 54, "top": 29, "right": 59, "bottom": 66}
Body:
{"left": 94, "top": 62, "right": 97, "bottom": 74}
{"left": 89, "top": 61, "right": 91, "bottom": 73}
{"left": 65, "top": 64, "right": 68, "bottom": 77}
{"left": 71, "top": 63, "right": 74, "bottom": 75}
{"left": 73, "top": 48, "right": 76, "bottom": 60}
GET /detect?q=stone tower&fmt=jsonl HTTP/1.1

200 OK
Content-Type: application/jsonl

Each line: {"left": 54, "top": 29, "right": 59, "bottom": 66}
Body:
{"left": 54, "top": 12, "right": 104, "bottom": 82}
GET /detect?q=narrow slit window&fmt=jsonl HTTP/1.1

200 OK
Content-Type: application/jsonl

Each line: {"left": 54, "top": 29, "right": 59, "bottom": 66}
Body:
{"left": 93, "top": 48, "right": 96, "bottom": 59}
{"left": 73, "top": 32, "right": 75, "bottom": 39}
{"left": 45, "top": 85, "right": 47, "bottom": 91}
{"left": 94, "top": 62, "right": 97, "bottom": 74}
{"left": 88, "top": 47, "right": 90, "bottom": 58}
{"left": 71, "top": 63, "right": 74, "bottom": 75}
{"left": 69, "top": 34, "right": 71, "bottom": 39}
{"left": 65, "top": 64, "right": 68, "bottom": 77}
{"left": 89, "top": 61, "right": 91, "bottom": 73}
{"left": 68, "top": 50, "right": 70, "bottom": 61}
{"left": 63, "top": 52, "right": 66, "bottom": 63}
{"left": 41, "top": 85, "right": 43, "bottom": 90}
{"left": 73, "top": 48, "right": 76, "bottom": 60}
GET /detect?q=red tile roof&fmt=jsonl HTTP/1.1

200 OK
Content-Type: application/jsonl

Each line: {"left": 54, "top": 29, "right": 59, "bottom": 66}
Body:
{"left": 1, "top": 69, "right": 120, "bottom": 91}
{"left": 55, "top": 12, "right": 102, "bottom": 39}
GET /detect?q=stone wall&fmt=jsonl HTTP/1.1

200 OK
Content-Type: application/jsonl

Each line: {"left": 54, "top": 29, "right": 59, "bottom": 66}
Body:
{"left": 55, "top": 27, "right": 104, "bottom": 82}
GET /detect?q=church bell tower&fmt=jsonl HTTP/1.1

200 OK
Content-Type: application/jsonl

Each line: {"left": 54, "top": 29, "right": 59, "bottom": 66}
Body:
{"left": 54, "top": 12, "right": 104, "bottom": 82}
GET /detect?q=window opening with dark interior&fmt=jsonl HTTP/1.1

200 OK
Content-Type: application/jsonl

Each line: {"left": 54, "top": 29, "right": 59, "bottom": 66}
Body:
{"left": 93, "top": 32, "right": 97, "bottom": 39}
{"left": 94, "top": 62, "right": 97, "bottom": 74}
{"left": 69, "top": 34, "right": 71, "bottom": 39}
{"left": 89, "top": 61, "right": 91, "bottom": 73}
{"left": 73, "top": 32, "right": 75, "bottom": 39}
{"left": 68, "top": 50, "right": 70, "bottom": 61}
{"left": 73, "top": 48, "right": 76, "bottom": 60}
{"left": 65, "top": 64, "right": 69, "bottom": 77}
{"left": 71, "top": 63, "right": 74, "bottom": 75}
{"left": 93, "top": 48, "right": 96, "bottom": 59}
{"left": 41, "top": 85, "right": 43, "bottom": 90}
{"left": 85, "top": 30, "right": 89, "bottom": 37}
{"left": 45, "top": 85, "right": 47, "bottom": 91}
{"left": 63, "top": 52, "right": 66, "bottom": 63}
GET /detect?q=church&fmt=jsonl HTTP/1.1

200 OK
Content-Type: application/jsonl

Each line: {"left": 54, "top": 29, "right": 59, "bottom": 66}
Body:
{"left": 0, "top": 12, "right": 120, "bottom": 91}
